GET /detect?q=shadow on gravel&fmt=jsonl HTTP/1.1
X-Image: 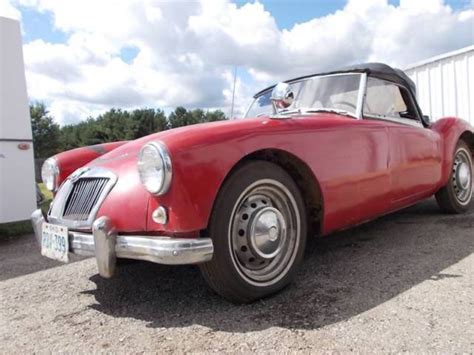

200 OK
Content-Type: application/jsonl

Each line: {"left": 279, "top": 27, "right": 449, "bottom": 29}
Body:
{"left": 0, "top": 233, "right": 84, "bottom": 281}
{"left": 84, "top": 198, "right": 474, "bottom": 332}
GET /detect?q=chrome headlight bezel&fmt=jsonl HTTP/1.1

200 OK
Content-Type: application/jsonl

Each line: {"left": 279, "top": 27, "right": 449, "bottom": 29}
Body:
{"left": 41, "top": 157, "right": 59, "bottom": 192}
{"left": 137, "top": 141, "right": 172, "bottom": 195}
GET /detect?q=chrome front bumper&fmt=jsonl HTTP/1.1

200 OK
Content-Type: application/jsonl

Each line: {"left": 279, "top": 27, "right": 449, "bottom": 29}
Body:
{"left": 31, "top": 209, "right": 214, "bottom": 278}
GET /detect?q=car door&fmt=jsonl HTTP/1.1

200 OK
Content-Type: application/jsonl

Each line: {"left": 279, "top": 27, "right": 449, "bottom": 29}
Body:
{"left": 295, "top": 74, "right": 392, "bottom": 234}
{"left": 363, "top": 77, "right": 442, "bottom": 209}
{"left": 314, "top": 117, "right": 392, "bottom": 233}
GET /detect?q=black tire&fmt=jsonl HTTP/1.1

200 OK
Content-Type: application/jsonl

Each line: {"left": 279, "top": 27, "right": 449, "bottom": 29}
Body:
{"left": 200, "top": 161, "right": 307, "bottom": 303}
{"left": 435, "top": 140, "right": 473, "bottom": 214}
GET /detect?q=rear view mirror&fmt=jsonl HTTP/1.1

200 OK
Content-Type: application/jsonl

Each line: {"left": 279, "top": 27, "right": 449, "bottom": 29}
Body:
{"left": 271, "top": 82, "right": 294, "bottom": 112}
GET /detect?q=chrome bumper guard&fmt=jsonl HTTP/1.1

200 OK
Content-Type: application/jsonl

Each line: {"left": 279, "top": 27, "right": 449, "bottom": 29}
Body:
{"left": 31, "top": 209, "right": 214, "bottom": 278}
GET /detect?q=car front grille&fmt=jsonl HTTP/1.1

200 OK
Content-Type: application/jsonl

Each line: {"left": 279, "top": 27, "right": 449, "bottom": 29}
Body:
{"left": 62, "top": 177, "right": 110, "bottom": 221}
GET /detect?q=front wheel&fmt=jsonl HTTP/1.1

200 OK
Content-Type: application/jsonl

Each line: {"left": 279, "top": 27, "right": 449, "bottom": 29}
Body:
{"left": 200, "top": 161, "right": 307, "bottom": 303}
{"left": 436, "top": 140, "right": 473, "bottom": 213}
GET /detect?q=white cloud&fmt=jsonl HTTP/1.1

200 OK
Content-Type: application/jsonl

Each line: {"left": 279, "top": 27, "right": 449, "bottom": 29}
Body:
{"left": 0, "top": 0, "right": 20, "bottom": 19}
{"left": 5, "top": 0, "right": 474, "bottom": 124}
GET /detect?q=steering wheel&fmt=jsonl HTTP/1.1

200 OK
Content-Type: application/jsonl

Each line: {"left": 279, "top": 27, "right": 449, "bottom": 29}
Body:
{"left": 332, "top": 100, "right": 357, "bottom": 110}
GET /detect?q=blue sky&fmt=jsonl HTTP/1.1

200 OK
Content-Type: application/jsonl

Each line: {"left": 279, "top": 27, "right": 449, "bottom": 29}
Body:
{"left": 3, "top": 0, "right": 473, "bottom": 124}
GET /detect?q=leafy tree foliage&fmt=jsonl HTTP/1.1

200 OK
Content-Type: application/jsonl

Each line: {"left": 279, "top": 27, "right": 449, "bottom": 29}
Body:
{"left": 30, "top": 103, "right": 61, "bottom": 158}
{"left": 168, "top": 107, "right": 226, "bottom": 128}
{"left": 31, "top": 104, "right": 227, "bottom": 158}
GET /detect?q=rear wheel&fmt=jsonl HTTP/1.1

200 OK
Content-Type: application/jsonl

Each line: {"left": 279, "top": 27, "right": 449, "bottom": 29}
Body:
{"left": 200, "top": 161, "right": 307, "bottom": 303}
{"left": 435, "top": 141, "right": 473, "bottom": 213}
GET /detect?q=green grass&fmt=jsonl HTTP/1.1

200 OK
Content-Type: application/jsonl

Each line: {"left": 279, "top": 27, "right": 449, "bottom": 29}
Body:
{"left": 0, "top": 220, "right": 33, "bottom": 237}
{"left": 39, "top": 182, "right": 53, "bottom": 210}
{"left": 0, "top": 183, "right": 52, "bottom": 237}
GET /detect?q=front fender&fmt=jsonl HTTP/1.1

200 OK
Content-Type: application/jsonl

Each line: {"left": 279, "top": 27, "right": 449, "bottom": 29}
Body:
{"left": 431, "top": 117, "right": 474, "bottom": 187}
{"left": 145, "top": 118, "right": 311, "bottom": 233}
{"left": 146, "top": 139, "right": 276, "bottom": 234}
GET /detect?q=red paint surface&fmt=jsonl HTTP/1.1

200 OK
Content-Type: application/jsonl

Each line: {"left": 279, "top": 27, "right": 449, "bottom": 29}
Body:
{"left": 51, "top": 115, "right": 472, "bottom": 235}
{"left": 17, "top": 143, "right": 30, "bottom": 150}
{"left": 53, "top": 141, "right": 128, "bottom": 188}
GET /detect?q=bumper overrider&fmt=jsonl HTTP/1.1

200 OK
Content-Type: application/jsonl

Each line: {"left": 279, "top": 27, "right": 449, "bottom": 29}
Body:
{"left": 31, "top": 209, "right": 214, "bottom": 278}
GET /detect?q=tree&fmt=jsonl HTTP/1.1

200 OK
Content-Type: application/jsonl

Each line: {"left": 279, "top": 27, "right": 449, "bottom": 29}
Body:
{"left": 59, "top": 124, "right": 81, "bottom": 151}
{"left": 205, "top": 110, "right": 226, "bottom": 122}
{"left": 168, "top": 106, "right": 192, "bottom": 128}
{"left": 190, "top": 108, "right": 206, "bottom": 124}
{"left": 30, "top": 103, "right": 61, "bottom": 158}
{"left": 31, "top": 103, "right": 228, "bottom": 153}
{"left": 168, "top": 107, "right": 227, "bottom": 128}
{"left": 130, "top": 108, "right": 168, "bottom": 138}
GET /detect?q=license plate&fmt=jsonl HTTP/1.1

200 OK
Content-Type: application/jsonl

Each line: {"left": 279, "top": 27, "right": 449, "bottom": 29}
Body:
{"left": 41, "top": 222, "right": 69, "bottom": 263}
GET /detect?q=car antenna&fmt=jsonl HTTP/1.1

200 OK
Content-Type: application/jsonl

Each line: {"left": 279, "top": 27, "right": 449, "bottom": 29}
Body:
{"left": 230, "top": 65, "right": 238, "bottom": 119}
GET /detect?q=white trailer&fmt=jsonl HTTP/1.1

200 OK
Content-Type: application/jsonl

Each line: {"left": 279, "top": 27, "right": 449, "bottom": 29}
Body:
{"left": 405, "top": 45, "right": 474, "bottom": 124}
{"left": 0, "top": 17, "right": 36, "bottom": 223}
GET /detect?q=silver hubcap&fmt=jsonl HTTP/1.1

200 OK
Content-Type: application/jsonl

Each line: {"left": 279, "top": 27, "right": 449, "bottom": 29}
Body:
{"left": 456, "top": 163, "right": 470, "bottom": 190}
{"left": 229, "top": 179, "right": 300, "bottom": 287}
{"left": 453, "top": 149, "right": 472, "bottom": 204}
{"left": 249, "top": 207, "right": 286, "bottom": 259}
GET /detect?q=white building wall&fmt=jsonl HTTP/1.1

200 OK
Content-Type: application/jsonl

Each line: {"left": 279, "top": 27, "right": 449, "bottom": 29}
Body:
{"left": 0, "top": 17, "right": 37, "bottom": 223}
{"left": 405, "top": 45, "right": 474, "bottom": 125}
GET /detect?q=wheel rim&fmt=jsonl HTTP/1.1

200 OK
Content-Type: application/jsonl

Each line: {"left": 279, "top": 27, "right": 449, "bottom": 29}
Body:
{"left": 228, "top": 179, "right": 301, "bottom": 287}
{"left": 452, "top": 148, "right": 472, "bottom": 205}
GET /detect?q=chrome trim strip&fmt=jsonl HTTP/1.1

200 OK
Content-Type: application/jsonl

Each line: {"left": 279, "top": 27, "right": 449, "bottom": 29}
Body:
{"left": 253, "top": 72, "right": 367, "bottom": 99}
{"left": 155, "top": 141, "right": 172, "bottom": 195}
{"left": 139, "top": 141, "right": 172, "bottom": 196}
{"left": 48, "top": 168, "right": 117, "bottom": 230}
{"left": 355, "top": 73, "right": 367, "bottom": 119}
{"left": 31, "top": 210, "right": 214, "bottom": 277}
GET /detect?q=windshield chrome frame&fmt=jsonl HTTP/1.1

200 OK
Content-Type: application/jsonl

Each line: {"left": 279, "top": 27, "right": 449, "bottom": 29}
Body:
{"left": 355, "top": 73, "right": 367, "bottom": 119}
{"left": 245, "top": 72, "right": 368, "bottom": 119}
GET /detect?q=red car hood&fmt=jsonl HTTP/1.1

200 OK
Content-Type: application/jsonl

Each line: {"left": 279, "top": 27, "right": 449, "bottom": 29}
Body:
{"left": 88, "top": 113, "right": 356, "bottom": 168}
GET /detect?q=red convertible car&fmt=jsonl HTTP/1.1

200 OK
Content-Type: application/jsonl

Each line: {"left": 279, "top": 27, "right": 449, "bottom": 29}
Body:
{"left": 32, "top": 63, "right": 473, "bottom": 303}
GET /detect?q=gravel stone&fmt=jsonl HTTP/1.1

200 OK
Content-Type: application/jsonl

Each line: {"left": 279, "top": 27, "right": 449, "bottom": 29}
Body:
{"left": 0, "top": 198, "right": 473, "bottom": 352}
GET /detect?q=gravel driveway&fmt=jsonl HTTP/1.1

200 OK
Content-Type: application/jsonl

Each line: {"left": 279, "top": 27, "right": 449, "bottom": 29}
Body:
{"left": 1, "top": 198, "right": 473, "bottom": 352}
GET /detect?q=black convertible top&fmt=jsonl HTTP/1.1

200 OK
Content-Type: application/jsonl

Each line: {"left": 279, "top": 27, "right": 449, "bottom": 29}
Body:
{"left": 253, "top": 62, "right": 416, "bottom": 98}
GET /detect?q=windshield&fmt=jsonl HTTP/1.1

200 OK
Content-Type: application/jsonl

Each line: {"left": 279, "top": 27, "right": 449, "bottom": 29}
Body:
{"left": 245, "top": 73, "right": 363, "bottom": 118}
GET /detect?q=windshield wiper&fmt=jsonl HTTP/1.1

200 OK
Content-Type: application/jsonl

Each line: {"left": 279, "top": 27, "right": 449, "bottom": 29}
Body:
{"left": 276, "top": 107, "right": 357, "bottom": 119}
{"left": 277, "top": 108, "right": 302, "bottom": 115}
{"left": 301, "top": 107, "right": 358, "bottom": 119}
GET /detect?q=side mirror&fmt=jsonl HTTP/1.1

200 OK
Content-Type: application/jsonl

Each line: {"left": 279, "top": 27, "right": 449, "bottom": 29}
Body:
{"left": 271, "top": 82, "right": 294, "bottom": 111}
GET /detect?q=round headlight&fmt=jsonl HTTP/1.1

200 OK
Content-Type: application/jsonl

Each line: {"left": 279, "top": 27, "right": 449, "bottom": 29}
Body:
{"left": 137, "top": 142, "right": 172, "bottom": 195}
{"left": 41, "top": 158, "right": 59, "bottom": 191}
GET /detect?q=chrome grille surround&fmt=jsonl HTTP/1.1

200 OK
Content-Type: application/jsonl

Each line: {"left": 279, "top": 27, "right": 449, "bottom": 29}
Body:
{"left": 48, "top": 168, "right": 117, "bottom": 230}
